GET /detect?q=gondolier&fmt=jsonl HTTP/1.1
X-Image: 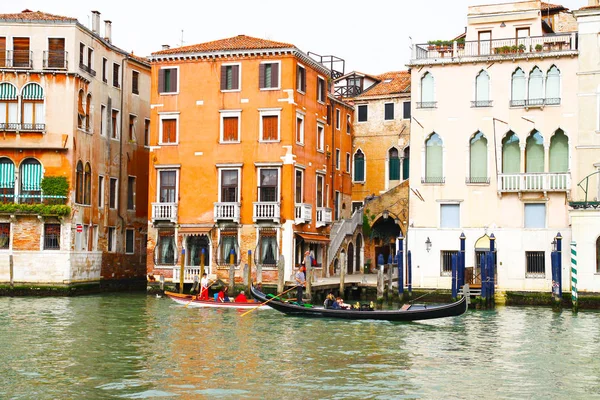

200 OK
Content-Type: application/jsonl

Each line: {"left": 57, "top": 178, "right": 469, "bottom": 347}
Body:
{"left": 198, "top": 273, "right": 210, "bottom": 300}
{"left": 295, "top": 265, "right": 306, "bottom": 305}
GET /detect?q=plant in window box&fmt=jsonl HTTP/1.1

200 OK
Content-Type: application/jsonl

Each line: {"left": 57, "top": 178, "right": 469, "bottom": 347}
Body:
{"left": 518, "top": 44, "right": 526, "bottom": 53}
{"left": 510, "top": 45, "right": 519, "bottom": 53}
{"left": 535, "top": 44, "right": 543, "bottom": 52}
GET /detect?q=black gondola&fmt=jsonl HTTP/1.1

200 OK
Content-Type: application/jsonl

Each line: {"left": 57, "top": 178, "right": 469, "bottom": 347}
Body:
{"left": 250, "top": 285, "right": 468, "bottom": 322}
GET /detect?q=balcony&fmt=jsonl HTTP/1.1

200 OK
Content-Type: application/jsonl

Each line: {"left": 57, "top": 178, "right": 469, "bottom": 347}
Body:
{"left": 294, "top": 203, "right": 313, "bottom": 224}
{"left": 214, "top": 202, "right": 240, "bottom": 223}
{"left": 471, "top": 100, "right": 493, "bottom": 108}
{"left": 316, "top": 207, "right": 332, "bottom": 228}
{"left": 0, "top": 123, "right": 46, "bottom": 133}
{"left": 1, "top": 50, "right": 33, "bottom": 69}
{"left": 416, "top": 102, "right": 437, "bottom": 109}
{"left": 152, "top": 202, "right": 178, "bottom": 223}
{"left": 498, "top": 173, "right": 570, "bottom": 195}
{"left": 0, "top": 193, "right": 67, "bottom": 205}
{"left": 410, "top": 33, "right": 577, "bottom": 65}
{"left": 510, "top": 98, "right": 561, "bottom": 108}
{"left": 172, "top": 266, "right": 204, "bottom": 283}
{"left": 253, "top": 202, "right": 280, "bottom": 223}
{"left": 78, "top": 62, "right": 96, "bottom": 77}
{"left": 43, "top": 50, "right": 68, "bottom": 70}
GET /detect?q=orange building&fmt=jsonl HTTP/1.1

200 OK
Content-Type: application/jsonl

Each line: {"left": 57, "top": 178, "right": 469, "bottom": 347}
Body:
{"left": 147, "top": 35, "right": 353, "bottom": 284}
{"left": 0, "top": 10, "right": 150, "bottom": 287}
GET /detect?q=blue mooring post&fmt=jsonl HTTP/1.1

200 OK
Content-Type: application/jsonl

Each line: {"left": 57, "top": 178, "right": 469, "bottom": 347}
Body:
{"left": 451, "top": 253, "right": 458, "bottom": 300}
{"left": 377, "top": 253, "right": 384, "bottom": 270}
{"left": 407, "top": 250, "right": 412, "bottom": 294}
{"left": 556, "top": 232, "right": 562, "bottom": 299}
{"left": 459, "top": 232, "right": 466, "bottom": 289}
{"left": 398, "top": 232, "right": 404, "bottom": 296}
{"left": 551, "top": 251, "right": 558, "bottom": 302}
{"left": 489, "top": 234, "right": 496, "bottom": 303}
{"left": 486, "top": 251, "right": 494, "bottom": 307}
{"left": 480, "top": 253, "right": 487, "bottom": 302}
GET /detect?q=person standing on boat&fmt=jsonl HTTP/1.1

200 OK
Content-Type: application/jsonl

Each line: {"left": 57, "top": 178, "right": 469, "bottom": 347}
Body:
{"left": 295, "top": 265, "right": 306, "bottom": 305}
{"left": 199, "top": 273, "right": 210, "bottom": 300}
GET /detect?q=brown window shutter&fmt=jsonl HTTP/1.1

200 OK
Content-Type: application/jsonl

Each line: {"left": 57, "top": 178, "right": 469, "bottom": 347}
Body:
{"left": 13, "top": 37, "right": 30, "bottom": 51}
{"left": 0, "top": 38, "right": 7, "bottom": 67}
{"left": 296, "top": 65, "right": 300, "bottom": 90}
{"left": 301, "top": 69, "right": 306, "bottom": 92}
{"left": 259, "top": 64, "right": 265, "bottom": 89}
{"left": 223, "top": 116, "right": 238, "bottom": 141}
{"left": 220, "top": 66, "right": 227, "bottom": 90}
{"left": 263, "top": 115, "right": 278, "bottom": 140}
{"left": 296, "top": 117, "right": 302, "bottom": 142}
{"left": 232, "top": 65, "right": 239, "bottom": 90}
{"left": 326, "top": 105, "right": 331, "bottom": 125}
{"left": 272, "top": 63, "right": 279, "bottom": 88}
{"left": 162, "top": 119, "right": 176, "bottom": 143}
{"left": 170, "top": 68, "right": 177, "bottom": 92}
{"left": 158, "top": 69, "right": 165, "bottom": 93}
{"left": 13, "top": 37, "right": 30, "bottom": 67}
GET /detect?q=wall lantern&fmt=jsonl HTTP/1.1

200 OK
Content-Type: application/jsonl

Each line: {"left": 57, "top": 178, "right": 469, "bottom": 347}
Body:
{"left": 500, "top": 21, "right": 506, "bottom": 27}
{"left": 382, "top": 210, "right": 389, "bottom": 220}
{"left": 425, "top": 237, "right": 432, "bottom": 252}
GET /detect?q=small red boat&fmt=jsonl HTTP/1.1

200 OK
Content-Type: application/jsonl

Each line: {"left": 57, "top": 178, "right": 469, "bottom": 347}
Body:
{"left": 164, "top": 291, "right": 269, "bottom": 309}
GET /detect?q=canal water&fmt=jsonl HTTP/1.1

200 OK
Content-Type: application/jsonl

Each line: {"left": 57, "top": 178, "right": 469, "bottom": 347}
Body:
{"left": 1, "top": 294, "right": 599, "bottom": 399}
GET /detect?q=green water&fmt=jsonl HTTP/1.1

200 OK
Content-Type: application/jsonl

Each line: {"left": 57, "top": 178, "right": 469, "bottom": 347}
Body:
{"left": 1, "top": 294, "right": 599, "bottom": 399}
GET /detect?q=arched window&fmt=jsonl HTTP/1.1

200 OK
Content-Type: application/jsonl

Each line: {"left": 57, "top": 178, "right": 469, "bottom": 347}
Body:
{"left": 21, "top": 83, "right": 45, "bottom": 130}
{"left": 353, "top": 150, "right": 365, "bottom": 182}
{"left": 470, "top": 131, "right": 488, "bottom": 183}
{"left": 0, "top": 82, "right": 18, "bottom": 128}
{"left": 549, "top": 129, "right": 568, "bottom": 172}
{"left": 526, "top": 130, "right": 544, "bottom": 172}
{"left": 77, "top": 90, "right": 85, "bottom": 129}
{"left": 425, "top": 133, "right": 443, "bottom": 183}
{"left": 75, "top": 161, "right": 84, "bottom": 204}
{"left": 187, "top": 235, "right": 210, "bottom": 267}
{"left": 502, "top": 131, "right": 520, "bottom": 173}
{"left": 85, "top": 93, "right": 92, "bottom": 132}
{"left": 528, "top": 67, "right": 544, "bottom": 105}
{"left": 84, "top": 162, "right": 91, "bottom": 205}
{"left": 255, "top": 229, "right": 278, "bottom": 268}
{"left": 420, "top": 72, "right": 435, "bottom": 108}
{"left": 20, "top": 158, "right": 43, "bottom": 203}
{"left": 388, "top": 147, "right": 400, "bottom": 181}
{"left": 475, "top": 70, "right": 490, "bottom": 106}
{"left": 511, "top": 68, "right": 526, "bottom": 106}
{"left": 402, "top": 146, "right": 410, "bottom": 181}
{"left": 0, "top": 157, "right": 15, "bottom": 202}
{"left": 546, "top": 66, "right": 560, "bottom": 105}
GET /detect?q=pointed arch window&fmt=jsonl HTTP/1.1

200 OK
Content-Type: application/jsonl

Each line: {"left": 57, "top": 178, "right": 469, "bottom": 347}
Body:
{"left": 424, "top": 133, "right": 443, "bottom": 183}
{"left": 526, "top": 130, "right": 544, "bottom": 173}
{"left": 473, "top": 70, "right": 491, "bottom": 107}
{"left": 511, "top": 68, "right": 526, "bottom": 107}
{"left": 84, "top": 163, "right": 91, "bottom": 205}
{"left": 21, "top": 82, "right": 45, "bottom": 131}
{"left": 546, "top": 66, "right": 560, "bottom": 105}
{"left": 77, "top": 90, "right": 85, "bottom": 129}
{"left": 0, "top": 82, "right": 18, "bottom": 130}
{"left": 353, "top": 150, "right": 365, "bottom": 182}
{"left": 419, "top": 72, "right": 436, "bottom": 108}
{"left": 85, "top": 93, "right": 92, "bottom": 132}
{"left": 528, "top": 67, "right": 544, "bottom": 106}
{"left": 502, "top": 132, "right": 520, "bottom": 174}
{"left": 402, "top": 147, "right": 410, "bottom": 181}
{"left": 0, "top": 157, "right": 15, "bottom": 202}
{"left": 469, "top": 131, "right": 488, "bottom": 183}
{"left": 75, "top": 161, "right": 84, "bottom": 204}
{"left": 549, "top": 129, "right": 568, "bottom": 173}
{"left": 388, "top": 148, "right": 400, "bottom": 181}
{"left": 20, "top": 158, "right": 43, "bottom": 203}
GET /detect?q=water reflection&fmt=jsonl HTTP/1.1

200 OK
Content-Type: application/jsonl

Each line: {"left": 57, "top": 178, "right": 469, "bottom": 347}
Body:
{"left": 1, "top": 295, "right": 600, "bottom": 399}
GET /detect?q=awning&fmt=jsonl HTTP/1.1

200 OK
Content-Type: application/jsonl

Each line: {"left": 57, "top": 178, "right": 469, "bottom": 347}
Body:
{"left": 179, "top": 226, "right": 213, "bottom": 235}
{"left": 296, "top": 232, "right": 329, "bottom": 244}
{"left": 22, "top": 83, "right": 44, "bottom": 100}
{"left": 0, "top": 83, "right": 17, "bottom": 100}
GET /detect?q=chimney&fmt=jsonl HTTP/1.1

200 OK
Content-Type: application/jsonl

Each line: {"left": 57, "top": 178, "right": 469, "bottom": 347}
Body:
{"left": 91, "top": 11, "right": 100, "bottom": 34}
{"left": 104, "top": 20, "right": 112, "bottom": 43}
{"left": 162, "top": 44, "right": 170, "bottom": 50}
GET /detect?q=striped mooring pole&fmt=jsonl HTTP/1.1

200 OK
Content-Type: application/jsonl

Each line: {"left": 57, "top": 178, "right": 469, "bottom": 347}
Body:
{"left": 571, "top": 241, "right": 578, "bottom": 313}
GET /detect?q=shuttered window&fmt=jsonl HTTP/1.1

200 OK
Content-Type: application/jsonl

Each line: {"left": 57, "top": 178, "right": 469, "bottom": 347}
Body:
{"left": 0, "top": 37, "right": 6, "bottom": 67}
{"left": 354, "top": 150, "right": 365, "bottom": 182}
{"left": 384, "top": 103, "right": 394, "bottom": 120}
{"left": 220, "top": 65, "right": 240, "bottom": 91}
{"left": 259, "top": 62, "right": 279, "bottom": 89}
{"left": 161, "top": 118, "right": 177, "bottom": 143}
{"left": 389, "top": 148, "right": 400, "bottom": 180}
{"left": 113, "top": 63, "right": 120, "bottom": 87}
{"left": 261, "top": 115, "right": 278, "bottom": 141}
{"left": 317, "top": 77, "right": 326, "bottom": 102}
{"left": 47, "top": 38, "right": 65, "bottom": 69}
{"left": 222, "top": 116, "right": 238, "bottom": 142}
{"left": 20, "top": 159, "right": 42, "bottom": 192}
{"left": 158, "top": 67, "right": 178, "bottom": 93}
{"left": 357, "top": 105, "right": 367, "bottom": 122}
{"left": 0, "top": 158, "right": 15, "bottom": 202}
{"left": 132, "top": 71, "right": 139, "bottom": 95}
{"left": 296, "top": 65, "right": 306, "bottom": 92}
{"left": 403, "top": 101, "right": 411, "bottom": 119}
{"left": 13, "top": 37, "right": 30, "bottom": 68}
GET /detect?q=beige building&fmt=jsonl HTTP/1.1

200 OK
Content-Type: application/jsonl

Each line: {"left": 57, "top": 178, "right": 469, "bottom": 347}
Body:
{"left": 408, "top": 1, "right": 577, "bottom": 291}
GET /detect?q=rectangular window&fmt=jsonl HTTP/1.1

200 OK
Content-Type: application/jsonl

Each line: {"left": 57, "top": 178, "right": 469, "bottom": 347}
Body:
{"left": 102, "top": 58, "right": 107, "bottom": 83}
{"left": 79, "top": 42, "right": 84, "bottom": 66}
{"left": 336, "top": 109, "right": 341, "bottom": 130}
{"left": 109, "top": 178, "right": 118, "bottom": 209}
{"left": 358, "top": 105, "right": 368, "bottom": 122}
{"left": 113, "top": 63, "right": 120, "bottom": 88}
{"left": 160, "top": 117, "right": 177, "bottom": 144}
{"left": 100, "top": 105, "right": 106, "bottom": 136}
{"left": 259, "top": 169, "right": 278, "bottom": 202}
{"left": 295, "top": 169, "right": 303, "bottom": 204}
{"left": 132, "top": 71, "right": 139, "bottom": 95}
{"left": 219, "top": 230, "right": 238, "bottom": 265}
{"left": 336, "top": 149, "right": 341, "bottom": 170}
{"left": 296, "top": 114, "right": 304, "bottom": 144}
{"left": 87, "top": 48, "right": 93, "bottom": 70}
{"left": 0, "top": 223, "right": 9, "bottom": 249}
{"left": 316, "top": 175, "right": 324, "bottom": 208}
{"left": 220, "top": 64, "right": 240, "bottom": 91}
{"left": 129, "top": 114, "right": 136, "bottom": 141}
{"left": 296, "top": 64, "right": 306, "bottom": 93}
{"left": 346, "top": 114, "right": 351, "bottom": 134}
{"left": 47, "top": 38, "right": 65, "bottom": 69}
{"left": 526, "top": 251, "right": 545, "bottom": 278}
{"left": 98, "top": 175, "right": 104, "bottom": 208}
{"left": 260, "top": 112, "right": 279, "bottom": 141}
{"left": 259, "top": 62, "right": 279, "bottom": 89}
{"left": 127, "top": 176, "right": 135, "bottom": 210}
{"left": 525, "top": 203, "right": 546, "bottom": 228}
{"left": 403, "top": 101, "right": 411, "bottom": 119}
{"left": 159, "top": 67, "right": 178, "bottom": 94}
{"left": 144, "top": 119, "right": 150, "bottom": 146}
{"left": 111, "top": 109, "right": 119, "bottom": 139}
{"left": 346, "top": 153, "right": 350, "bottom": 173}
{"left": 13, "top": 37, "right": 30, "bottom": 68}
{"left": 441, "top": 250, "right": 458, "bottom": 276}
{"left": 384, "top": 103, "right": 394, "bottom": 120}
{"left": 317, "top": 76, "right": 326, "bottom": 102}
{"left": 317, "top": 123, "right": 324, "bottom": 151}
{"left": 440, "top": 204, "right": 460, "bottom": 228}
{"left": 108, "top": 227, "right": 116, "bottom": 252}
{"left": 0, "top": 37, "right": 5, "bottom": 67}
{"left": 220, "top": 170, "right": 239, "bottom": 202}
{"left": 352, "top": 201, "right": 363, "bottom": 213}
{"left": 220, "top": 112, "right": 240, "bottom": 142}
{"left": 125, "top": 229, "right": 134, "bottom": 254}
{"left": 44, "top": 223, "right": 60, "bottom": 250}
{"left": 159, "top": 170, "right": 177, "bottom": 202}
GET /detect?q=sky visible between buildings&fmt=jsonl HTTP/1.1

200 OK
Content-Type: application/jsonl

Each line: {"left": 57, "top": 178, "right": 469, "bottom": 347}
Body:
{"left": 2, "top": 0, "right": 586, "bottom": 74}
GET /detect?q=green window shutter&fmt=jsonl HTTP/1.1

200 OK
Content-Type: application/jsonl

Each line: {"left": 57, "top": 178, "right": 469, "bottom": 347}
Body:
{"left": 502, "top": 133, "right": 520, "bottom": 173}
{"left": 389, "top": 157, "right": 400, "bottom": 180}
{"left": 354, "top": 156, "right": 365, "bottom": 181}
{"left": 21, "top": 160, "right": 43, "bottom": 191}
{"left": 470, "top": 132, "right": 488, "bottom": 181}
{"left": 22, "top": 83, "right": 44, "bottom": 100}
{"left": 526, "top": 132, "right": 544, "bottom": 172}
{"left": 549, "top": 130, "right": 568, "bottom": 172}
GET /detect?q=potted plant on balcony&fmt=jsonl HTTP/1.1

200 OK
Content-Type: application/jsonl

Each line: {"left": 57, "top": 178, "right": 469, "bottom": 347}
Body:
{"left": 510, "top": 45, "right": 519, "bottom": 54}
{"left": 518, "top": 44, "right": 526, "bottom": 53}
{"left": 535, "top": 44, "right": 543, "bottom": 52}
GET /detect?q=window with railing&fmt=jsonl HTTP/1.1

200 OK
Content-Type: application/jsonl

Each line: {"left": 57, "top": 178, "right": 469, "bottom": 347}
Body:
{"left": 419, "top": 72, "right": 436, "bottom": 108}
{"left": 20, "top": 158, "right": 42, "bottom": 203}
{"left": 0, "top": 157, "right": 15, "bottom": 203}
{"left": 217, "top": 229, "right": 239, "bottom": 267}
{"left": 473, "top": 70, "right": 492, "bottom": 107}
{"left": 441, "top": 250, "right": 458, "bottom": 276}
{"left": 255, "top": 229, "right": 278, "bottom": 269}
{"left": 389, "top": 148, "right": 400, "bottom": 180}
{"left": 525, "top": 251, "right": 545, "bottom": 278}
{"left": 258, "top": 169, "right": 278, "bottom": 202}
{"left": 469, "top": 131, "right": 488, "bottom": 184}
{"left": 187, "top": 235, "right": 210, "bottom": 267}
{"left": 423, "top": 133, "right": 443, "bottom": 183}
{"left": 220, "top": 169, "right": 238, "bottom": 202}
{"left": 43, "top": 223, "right": 60, "bottom": 250}
{"left": 154, "top": 230, "right": 177, "bottom": 265}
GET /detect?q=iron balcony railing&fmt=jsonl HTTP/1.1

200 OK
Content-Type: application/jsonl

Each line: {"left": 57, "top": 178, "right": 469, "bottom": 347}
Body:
{"left": 498, "top": 172, "right": 570, "bottom": 193}
{"left": 0, "top": 193, "right": 67, "bottom": 205}
{"left": 471, "top": 100, "right": 493, "bottom": 108}
{"left": 0, "top": 123, "right": 46, "bottom": 132}
{"left": 294, "top": 203, "right": 313, "bottom": 224}
{"left": 416, "top": 102, "right": 437, "bottom": 109}
{"left": 151, "top": 202, "right": 178, "bottom": 223}
{"left": 79, "top": 62, "right": 96, "bottom": 77}
{"left": 421, "top": 177, "right": 445, "bottom": 184}
{"left": 213, "top": 202, "right": 240, "bottom": 223}
{"left": 466, "top": 177, "right": 491, "bottom": 184}
{"left": 510, "top": 98, "right": 561, "bottom": 107}
{"left": 412, "top": 33, "right": 577, "bottom": 62}
{"left": 253, "top": 202, "right": 280, "bottom": 223}
{"left": 316, "top": 207, "right": 332, "bottom": 228}
{"left": 3, "top": 50, "right": 33, "bottom": 69}
{"left": 43, "top": 50, "right": 68, "bottom": 69}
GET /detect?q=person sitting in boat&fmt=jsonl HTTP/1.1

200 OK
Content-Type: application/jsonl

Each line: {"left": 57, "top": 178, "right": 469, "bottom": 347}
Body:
{"left": 335, "top": 297, "right": 351, "bottom": 310}
{"left": 217, "top": 287, "right": 230, "bottom": 302}
{"left": 324, "top": 292, "right": 336, "bottom": 309}
{"left": 234, "top": 291, "right": 248, "bottom": 303}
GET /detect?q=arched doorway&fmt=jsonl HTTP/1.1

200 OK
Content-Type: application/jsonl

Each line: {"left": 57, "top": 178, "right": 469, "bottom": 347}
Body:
{"left": 355, "top": 234, "right": 363, "bottom": 273}
{"left": 473, "top": 234, "right": 497, "bottom": 287}
{"left": 371, "top": 217, "right": 400, "bottom": 266}
{"left": 347, "top": 243, "right": 354, "bottom": 274}
{"left": 333, "top": 258, "right": 339, "bottom": 276}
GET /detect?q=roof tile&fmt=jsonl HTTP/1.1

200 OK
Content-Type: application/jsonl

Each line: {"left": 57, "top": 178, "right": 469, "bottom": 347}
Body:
{"left": 0, "top": 9, "right": 76, "bottom": 22}
{"left": 354, "top": 70, "right": 411, "bottom": 98}
{"left": 152, "top": 34, "right": 294, "bottom": 56}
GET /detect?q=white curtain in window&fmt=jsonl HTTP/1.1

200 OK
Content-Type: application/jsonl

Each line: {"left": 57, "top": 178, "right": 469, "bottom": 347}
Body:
{"left": 8, "top": 103, "right": 17, "bottom": 123}
{"left": 35, "top": 103, "right": 44, "bottom": 124}
{"left": 546, "top": 66, "right": 560, "bottom": 100}
{"left": 421, "top": 73, "right": 434, "bottom": 102}
{"left": 549, "top": 130, "right": 568, "bottom": 172}
{"left": 511, "top": 69, "right": 526, "bottom": 102}
{"left": 23, "top": 103, "right": 33, "bottom": 124}
{"left": 475, "top": 71, "right": 489, "bottom": 101}
{"left": 528, "top": 68, "right": 544, "bottom": 101}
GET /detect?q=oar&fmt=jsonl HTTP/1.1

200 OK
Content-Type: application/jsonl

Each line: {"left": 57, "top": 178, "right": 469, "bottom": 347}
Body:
{"left": 241, "top": 285, "right": 299, "bottom": 317}
{"left": 184, "top": 280, "right": 218, "bottom": 308}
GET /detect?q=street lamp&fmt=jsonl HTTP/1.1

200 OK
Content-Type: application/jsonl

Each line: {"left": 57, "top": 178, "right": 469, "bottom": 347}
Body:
{"left": 551, "top": 238, "right": 557, "bottom": 252}
{"left": 382, "top": 210, "right": 389, "bottom": 220}
{"left": 425, "top": 237, "right": 432, "bottom": 252}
